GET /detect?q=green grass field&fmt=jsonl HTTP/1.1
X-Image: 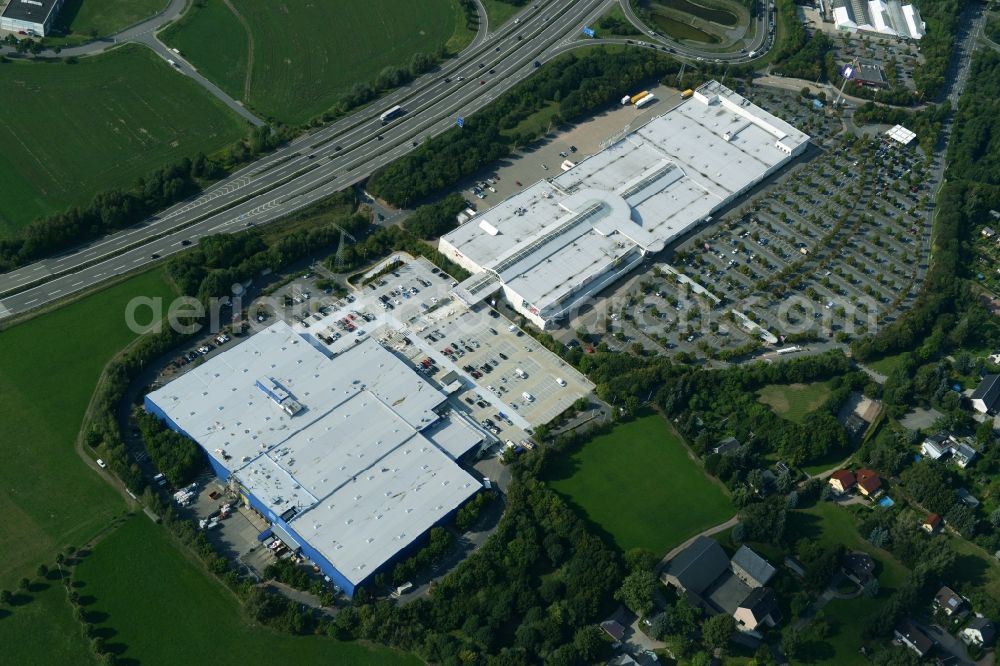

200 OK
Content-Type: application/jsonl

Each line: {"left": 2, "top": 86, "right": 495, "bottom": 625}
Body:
{"left": 757, "top": 380, "right": 833, "bottom": 424}
{"left": 162, "top": 0, "right": 472, "bottom": 125}
{"left": 787, "top": 502, "right": 910, "bottom": 664}
{"left": 482, "top": 0, "right": 522, "bottom": 27}
{"left": 546, "top": 414, "right": 733, "bottom": 555}
{"left": 73, "top": 516, "right": 419, "bottom": 665}
{"left": 45, "top": 0, "right": 167, "bottom": 46}
{"left": 0, "top": 577, "right": 96, "bottom": 666}
{"left": 0, "top": 44, "right": 246, "bottom": 237}
{"left": 0, "top": 269, "right": 176, "bottom": 589}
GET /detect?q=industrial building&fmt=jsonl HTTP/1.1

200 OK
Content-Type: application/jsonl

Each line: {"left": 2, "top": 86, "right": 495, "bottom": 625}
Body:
{"left": 145, "top": 320, "right": 483, "bottom": 596}
{"left": 1, "top": 0, "right": 64, "bottom": 36}
{"left": 832, "top": 0, "right": 925, "bottom": 40}
{"left": 440, "top": 81, "right": 809, "bottom": 329}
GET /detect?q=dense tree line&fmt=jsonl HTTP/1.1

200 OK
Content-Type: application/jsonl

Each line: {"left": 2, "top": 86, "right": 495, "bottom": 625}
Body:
{"left": 134, "top": 410, "right": 206, "bottom": 487}
{"left": 911, "top": 0, "right": 967, "bottom": 99}
{"left": 166, "top": 190, "right": 365, "bottom": 301}
{"left": 773, "top": 30, "right": 836, "bottom": 83}
{"left": 367, "top": 47, "right": 682, "bottom": 206}
{"left": 0, "top": 125, "right": 293, "bottom": 273}
{"left": 401, "top": 193, "right": 467, "bottom": 238}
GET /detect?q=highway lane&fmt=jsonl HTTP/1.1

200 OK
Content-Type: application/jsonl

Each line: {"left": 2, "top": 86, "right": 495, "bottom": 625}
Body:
{"left": 2, "top": 0, "right": 777, "bottom": 317}
{"left": 0, "top": 0, "right": 617, "bottom": 316}
{"left": 0, "top": 0, "right": 548, "bottom": 296}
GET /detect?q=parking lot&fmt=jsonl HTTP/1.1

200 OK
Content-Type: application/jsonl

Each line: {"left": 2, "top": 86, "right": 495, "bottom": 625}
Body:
{"left": 556, "top": 86, "right": 934, "bottom": 362}
{"left": 456, "top": 84, "right": 685, "bottom": 212}
{"left": 292, "top": 256, "right": 594, "bottom": 444}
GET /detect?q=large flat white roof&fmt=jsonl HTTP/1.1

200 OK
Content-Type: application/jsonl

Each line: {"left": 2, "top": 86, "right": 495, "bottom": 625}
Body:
{"left": 442, "top": 81, "right": 808, "bottom": 318}
{"left": 146, "top": 319, "right": 482, "bottom": 585}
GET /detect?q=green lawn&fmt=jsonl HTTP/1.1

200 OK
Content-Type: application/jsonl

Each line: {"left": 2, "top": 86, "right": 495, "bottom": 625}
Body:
{"left": 73, "top": 516, "right": 419, "bottom": 665}
{"left": 0, "top": 44, "right": 246, "bottom": 237}
{"left": 546, "top": 414, "right": 733, "bottom": 555}
{"left": 482, "top": 0, "right": 522, "bottom": 28}
{"left": 757, "top": 380, "right": 833, "bottom": 424}
{"left": 162, "top": 0, "right": 472, "bottom": 125}
{"left": 948, "top": 536, "right": 1000, "bottom": 602}
{"left": 865, "top": 352, "right": 910, "bottom": 377}
{"left": 0, "top": 269, "right": 176, "bottom": 589}
{"left": 45, "top": 0, "right": 167, "bottom": 46}
{"left": 787, "top": 502, "right": 910, "bottom": 664}
{"left": 0, "top": 576, "right": 96, "bottom": 666}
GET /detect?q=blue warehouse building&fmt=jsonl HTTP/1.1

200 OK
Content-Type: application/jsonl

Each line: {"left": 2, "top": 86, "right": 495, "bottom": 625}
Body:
{"left": 145, "top": 321, "right": 483, "bottom": 596}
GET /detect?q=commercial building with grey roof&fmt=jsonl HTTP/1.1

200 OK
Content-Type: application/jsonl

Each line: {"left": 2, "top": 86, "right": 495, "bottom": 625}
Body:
{"left": 1, "top": 0, "right": 64, "bottom": 36}
{"left": 145, "top": 320, "right": 483, "bottom": 596}
{"left": 440, "top": 81, "right": 808, "bottom": 329}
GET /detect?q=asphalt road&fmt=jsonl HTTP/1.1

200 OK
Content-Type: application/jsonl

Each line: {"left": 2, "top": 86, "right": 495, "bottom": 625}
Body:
{"left": 617, "top": 0, "right": 773, "bottom": 63}
{"left": 0, "top": 0, "right": 777, "bottom": 319}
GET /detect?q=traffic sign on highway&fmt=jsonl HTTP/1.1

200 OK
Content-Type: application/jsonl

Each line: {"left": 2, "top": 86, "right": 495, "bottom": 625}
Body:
{"left": 456, "top": 117, "right": 464, "bottom": 128}
{"left": 582, "top": 27, "right": 595, "bottom": 38}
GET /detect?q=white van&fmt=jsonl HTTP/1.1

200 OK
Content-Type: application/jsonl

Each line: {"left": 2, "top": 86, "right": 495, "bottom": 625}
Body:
{"left": 522, "top": 392, "right": 534, "bottom": 402}
{"left": 514, "top": 368, "right": 527, "bottom": 378}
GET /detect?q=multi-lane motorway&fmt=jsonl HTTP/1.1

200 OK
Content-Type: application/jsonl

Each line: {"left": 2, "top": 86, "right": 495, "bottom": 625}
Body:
{"left": 0, "top": 0, "right": 767, "bottom": 319}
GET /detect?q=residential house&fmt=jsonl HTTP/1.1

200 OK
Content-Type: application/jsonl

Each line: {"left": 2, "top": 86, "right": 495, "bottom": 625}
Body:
{"left": 951, "top": 442, "right": 977, "bottom": 468}
{"left": 921, "top": 434, "right": 950, "bottom": 460}
{"left": 956, "top": 488, "right": 981, "bottom": 509}
{"left": 600, "top": 620, "right": 627, "bottom": 643}
{"left": 828, "top": 469, "right": 856, "bottom": 495}
{"left": 922, "top": 513, "right": 942, "bottom": 534}
{"left": 842, "top": 552, "right": 876, "bottom": 585}
{"left": 734, "top": 587, "right": 781, "bottom": 633}
{"left": 895, "top": 620, "right": 934, "bottom": 658}
{"left": 971, "top": 375, "right": 1000, "bottom": 415}
{"left": 961, "top": 617, "right": 996, "bottom": 647}
{"left": 856, "top": 468, "right": 883, "bottom": 498}
{"left": 921, "top": 433, "right": 979, "bottom": 468}
{"left": 933, "top": 586, "right": 965, "bottom": 617}
{"left": 984, "top": 227, "right": 997, "bottom": 238}
{"left": 730, "top": 546, "right": 776, "bottom": 589}
{"left": 660, "top": 535, "right": 730, "bottom": 596}
{"left": 711, "top": 437, "right": 741, "bottom": 456}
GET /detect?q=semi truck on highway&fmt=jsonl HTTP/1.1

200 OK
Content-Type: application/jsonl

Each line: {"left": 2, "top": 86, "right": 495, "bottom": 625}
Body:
{"left": 380, "top": 105, "right": 404, "bottom": 124}
{"left": 629, "top": 90, "right": 650, "bottom": 104}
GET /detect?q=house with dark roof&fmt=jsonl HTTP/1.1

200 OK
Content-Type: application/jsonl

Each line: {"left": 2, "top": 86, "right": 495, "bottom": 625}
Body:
{"left": 921, "top": 434, "right": 951, "bottom": 460}
{"left": 829, "top": 469, "right": 856, "bottom": 494}
{"left": 600, "top": 620, "right": 627, "bottom": 643}
{"left": 733, "top": 587, "right": 781, "bottom": 633}
{"left": 922, "top": 513, "right": 942, "bottom": 534}
{"left": 934, "top": 586, "right": 965, "bottom": 617}
{"left": 660, "top": 535, "right": 730, "bottom": 596}
{"left": 730, "top": 546, "right": 776, "bottom": 589}
{"left": 712, "top": 437, "right": 741, "bottom": 456}
{"left": 842, "top": 552, "right": 876, "bottom": 585}
{"left": 856, "top": 468, "right": 883, "bottom": 498}
{"left": 951, "top": 442, "right": 978, "bottom": 468}
{"left": 971, "top": 375, "right": 1000, "bottom": 415}
{"left": 961, "top": 617, "right": 996, "bottom": 647}
{"left": 895, "top": 620, "right": 934, "bottom": 657}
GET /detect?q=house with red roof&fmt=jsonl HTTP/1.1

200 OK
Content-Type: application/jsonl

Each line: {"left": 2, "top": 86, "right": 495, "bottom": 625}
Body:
{"left": 855, "top": 468, "right": 883, "bottom": 498}
{"left": 828, "top": 469, "right": 856, "bottom": 495}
